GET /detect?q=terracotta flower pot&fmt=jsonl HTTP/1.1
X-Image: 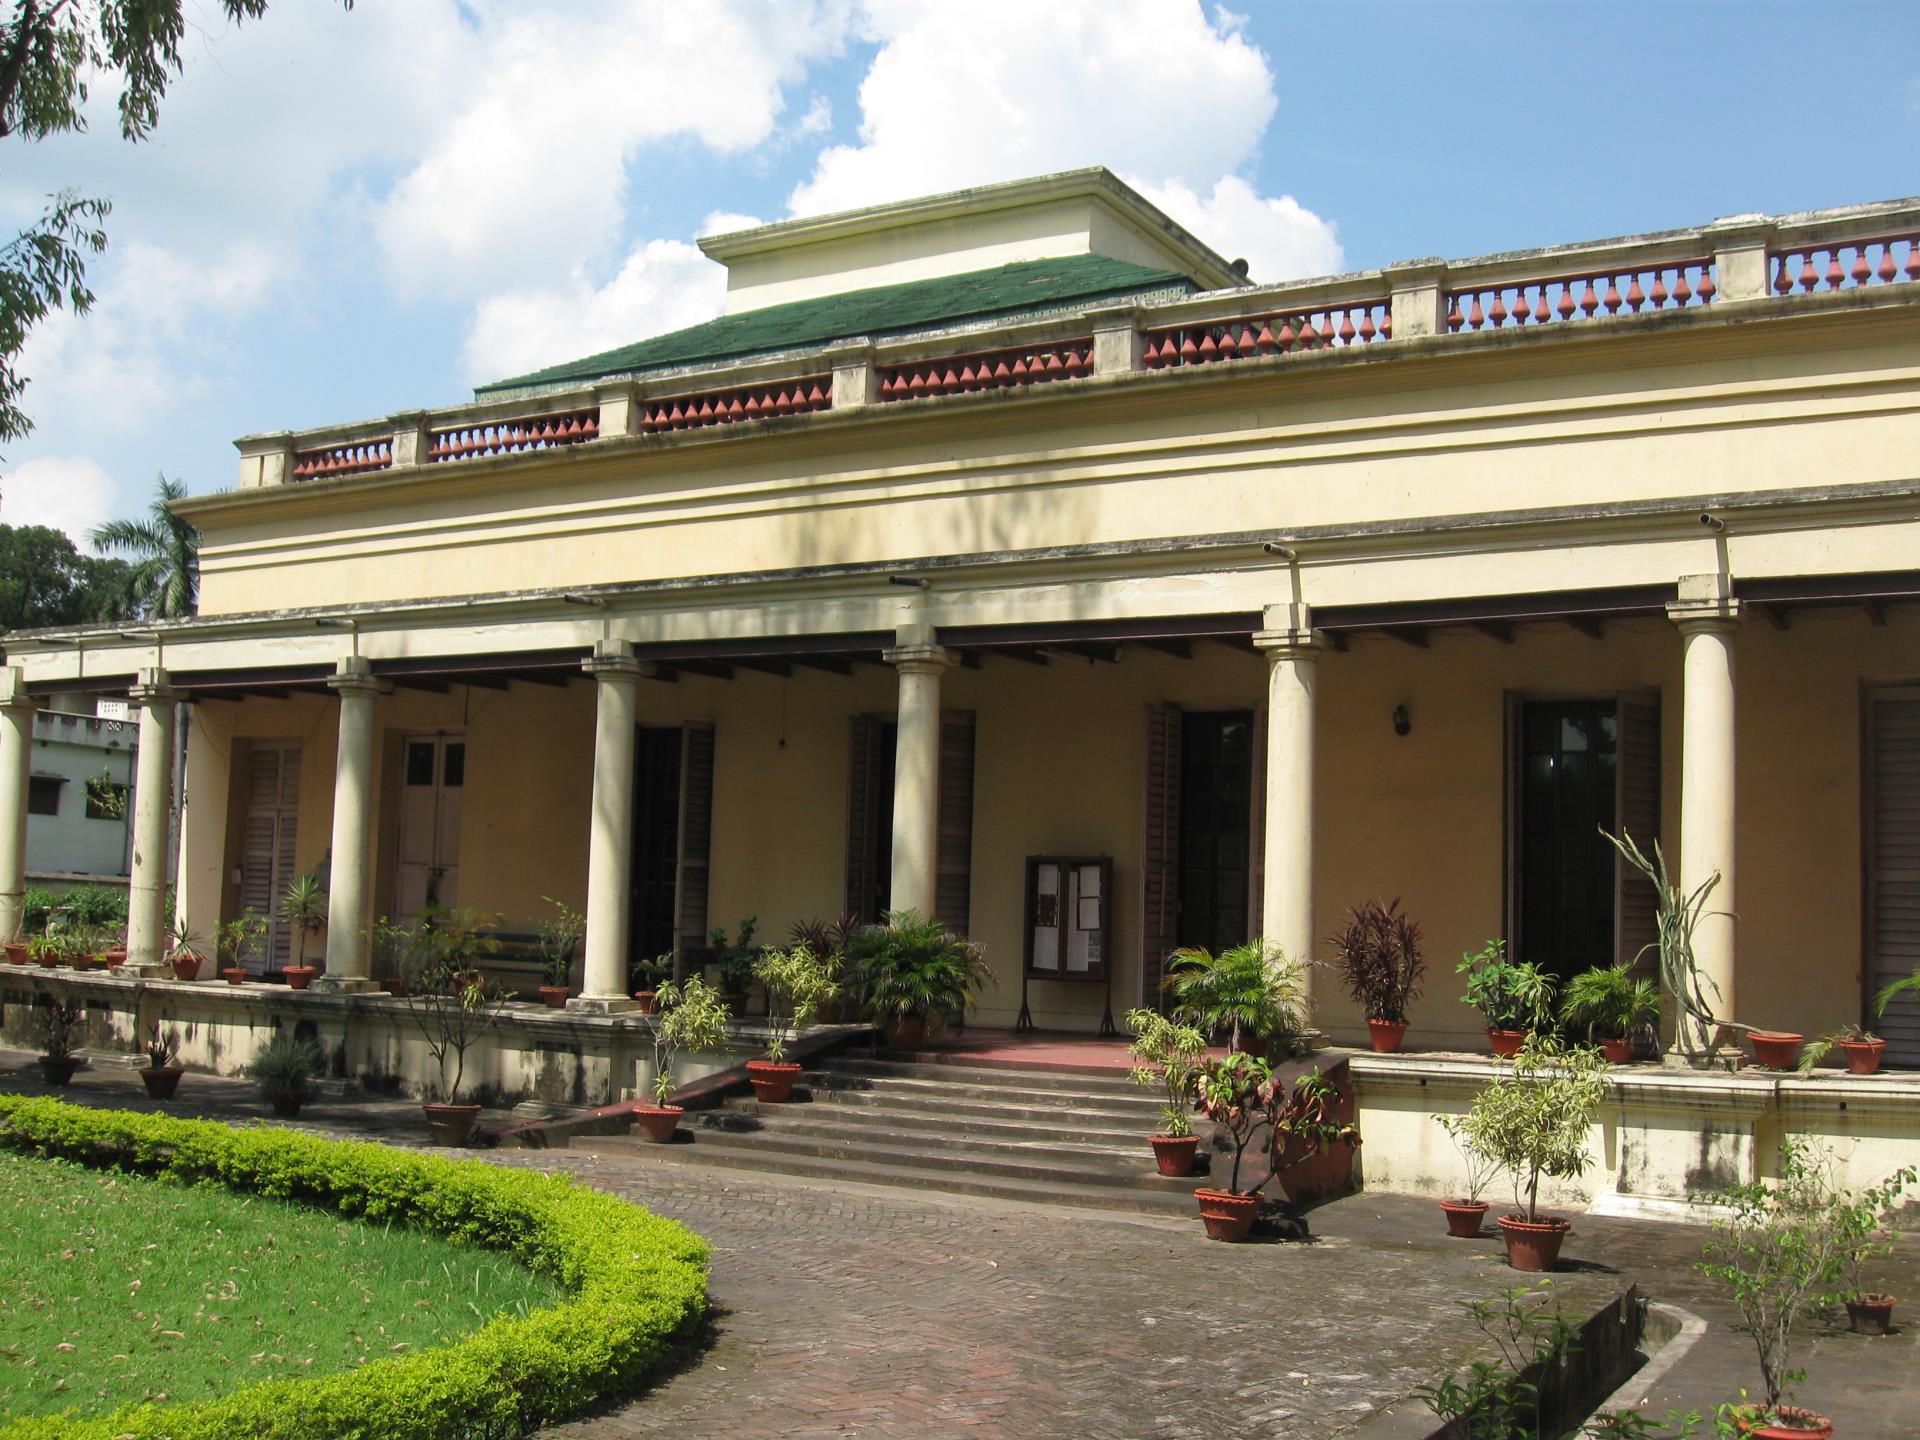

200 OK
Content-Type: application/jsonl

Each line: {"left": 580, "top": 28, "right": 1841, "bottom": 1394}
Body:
{"left": 631, "top": 990, "right": 657, "bottom": 1014}
{"left": 140, "top": 1065, "right": 184, "bottom": 1100}
{"left": 633, "top": 1104, "right": 684, "bottom": 1143}
{"left": 538, "top": 985, "right": 570, "bottom": 1008}
{"left": 1748, "top": 1030, "right": 1805, "bottom": 1071}
{"left": 1487, "top": 1028, "right": 1528, "bottom": 1058}
{"left": 269, "top": 1095, "right": 304, "bottom": 1117}
{"left": 170, "top": 953, "right": 204, "bottom": 981}
{"left": 1497, "top": 1213, "right": 1571, "bottom": 1271}
{"left": 1840, "top": 1037, "right": 1886, "bottom": 1076}
{"left": 1846, "top": 1291, "right": 1896, "bottom": 1335}
{"left": 34, "top": 949, "right": 58, "bottom": 967}
{"left": 101, "top": 948, "right": 128, "bottom": 969}
{"left": 221, "top": 967, "right": 247, "bottom": 986}
{"left": 884, "top": 1015, "right": 927, "bottom": 1051}
{"left": 1366, "top": 1018, "right": 1408, "bottom": 1054}
{"left": 1601, "top": 1036, "right": 1634, "bottom": 1065}
{"left": 1734, "top": 1405, "right": 1834, "bottom": 1438}
{"left": 39, "top": 1056, "right": 81, "bottom": 1086}
{"left": 2, "top": 941, "right": 26, "bottom": 965}
{"left": 1194, "top": 1187, "right": 1260, "bottom": 1242}
{"left": 283, "top": 965, "right": 316, "bottom": 990}
{"left": 70, "top": 953, "right": 99, "bottom": 971}
{"left": 746, "top": 1059, "right": 803, "bottom": 1102}
{"left": 423, "top": 1102, "right": 482, "bottom": 1146}
{"left": 1440, "top": 1198, "right": 1490, "bottom": 1238}
{"left": 382, "top": 975, "right": 408, "bottom": 996}
{"left": 1150, "top": 1134, "right": 1200, "bottom": 1177}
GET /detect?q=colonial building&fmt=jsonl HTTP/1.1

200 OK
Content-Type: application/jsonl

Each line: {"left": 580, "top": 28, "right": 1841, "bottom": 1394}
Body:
{"left": 4, "top": 170, "right": 1918, "bottom": 1142}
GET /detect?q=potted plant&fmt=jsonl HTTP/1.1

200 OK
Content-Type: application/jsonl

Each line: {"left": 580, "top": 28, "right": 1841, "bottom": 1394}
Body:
{"left": 1191, "top": 1051, "right": 1272, "bottom": 1240}
{"left": 35, "top": 991, "right": 85, "bottom": 1085}
{"left": 1700, "top": 1138, "right": 1850, "bottom": 1438}
{"left": 637, "top": 976, "right": 730, "bottom": 1141}
{"left": 1457, "top": 939, "right": 1557, "bottom": 1056}
{"left": 1468, "top": 1034, "right": 1608, "bottom": 1270}
{"left": 98, "top": 924, "right": 128, "bottom": 968}
{"left": 67, "top": 926, "right": 101, "bottom": 970}
{"left": 789, "top": 913, "right": 857, "bottom": 1022}
{"left": 1831, "top": 1162, "right": 1915, "bottom": 1337}
{"left": 278, "top": 874, "right": 327, "bottom": 988}
{"left": 207, "top": 909, "right": 263, "bottom": 984}
{"left": 1746, "top": 1029, "right": 1806, "bottom": 1072}
{"left": 1328, "top": 898, "right": 1425, "bottom": 1053}
{"left": 1265, "top": 1067, "right": 1359, "bottom": 1205}
{"left": 846, "top": 909, "right": 992, "bottom": 1050}
{"left": 747, "top": 943, "right": 837, "bottom": 1101}
{"left": 708, "top": 916, "right": 760, "bottom": 1012}
{"left": 400, "top": 906, "right": 507, "bottom": 1145}
{"left": 1434, "top": 1110, "right": 1505, "bottom": 1237}
{"left": 367, "top": 915, "right": 411, "bottom": 994}
{"left": 1560, "top": 964, "right": 1662, "bottom": 1064}
{"left": 138, "top": 1023, "right": 185, "bottom": 1100}
{"left": 28, "top": 934, "right": 60, "bottom": 968}
{"left": 1795, "top": 1024, "right": 1886, "bottom": 1078}
{"left": 246, "top": 1030, "right": 321, "bottom": 1117}
{"left": 1125, "top": 1007, "right": 1210, "bottom": 1176}
{"left": 534, "top": 895, "right": 584, "bottom": 1007}
{"left": 1164, "top": 939, "right": 1309, "bottom": 1055}
{"left": 629, "top": 953, "right": 672, "bottom": 1012}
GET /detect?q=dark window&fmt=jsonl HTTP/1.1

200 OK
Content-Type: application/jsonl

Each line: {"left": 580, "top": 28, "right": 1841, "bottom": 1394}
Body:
{"left": 629, "top": 727, "right": 684, "bottom": 967}
{"left": 1177, "top": 711, "right": 1253, "bottom": 955}
{"left": 442, "top": 741, "right": 465, "bottom": 789}
{"left": 27, "top": 776, "right": 61, "bottom": 816}
{"left": 405, "top": 741, "right": 436, "bottom": 786}
{"left": 84, "top": 782, "right": 127, "bottom": 820}
{"left": 1517, "top": 700, "right": 1618, "bottom": 983}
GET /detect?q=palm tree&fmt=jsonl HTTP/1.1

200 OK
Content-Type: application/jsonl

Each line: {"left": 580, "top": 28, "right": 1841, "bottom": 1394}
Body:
{"left": 90, "top": 474, "right": 199, "bottom": 619}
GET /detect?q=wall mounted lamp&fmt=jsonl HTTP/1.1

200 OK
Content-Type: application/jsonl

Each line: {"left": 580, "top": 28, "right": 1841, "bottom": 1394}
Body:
{"left": 1392, "top": 704, "right": 1411, "bottom": 737}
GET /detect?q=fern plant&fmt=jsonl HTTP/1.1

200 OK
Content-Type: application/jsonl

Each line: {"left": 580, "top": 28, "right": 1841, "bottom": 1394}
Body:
{"left": 845, "top": 910, "right": 991, "bottom": 1026}
{"left": 1561, "top": 965, "right": 1661, "bottom": 1045}
{"left": 1164, "top": 939, "right": 1307, "bottom": 1054}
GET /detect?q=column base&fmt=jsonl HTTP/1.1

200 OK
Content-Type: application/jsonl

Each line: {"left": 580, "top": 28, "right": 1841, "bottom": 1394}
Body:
{"left": 309, "top": 975, "right": 377, "bottom": 995}
{"left": 126, "top": 962, "right": 171, "bottom": 979}
{"left": 566, "top": 995, "right": 637, "bottom": 1016}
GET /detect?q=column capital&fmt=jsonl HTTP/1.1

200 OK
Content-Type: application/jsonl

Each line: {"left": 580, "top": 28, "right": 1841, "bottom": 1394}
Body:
{"left": 0, "top": 666, "right": 36, "bottom": 714}
{"left": 128, "top": 667, "right": 182, "bottom": 707}
{"left": 1252, "top": 627, "right": 1327, "bottom": 660}
{"left": 882, "top": 643, "right": 958, "bottom": 674}
{"left": 327, "top": 655, "right": 393, "bottom": 698}
{"left": 1666, "top": 573, "right": 1742, "bottom": 632}
{"left": 582, "top": 639, "right": 655, "bottom": 681}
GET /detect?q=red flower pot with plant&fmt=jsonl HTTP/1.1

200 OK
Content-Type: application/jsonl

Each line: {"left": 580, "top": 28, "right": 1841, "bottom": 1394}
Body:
{"left": 1123, "top": 1008, "right": 1209, "bottom": 1178}
{"left": 1190, "top": 1052, "right": 1357, "bottom": 1242}
{"left": 636, "top": 975, "right": 731, "bottom": 1141}
{"left": 1457, "top": 939, "right": 1556, "bottom": 1064}
{"left": 1329, "top": 898, "right": 1424, "bottom": 1055}
{"left": 1467, "top": 1034, "right": 1609, "bottom": 1271}
{"left": 535, "top": 895, "right": 584, "bottom": 1013}
{"left": 747, "top": 940, "right": 837, "bottom": 1102}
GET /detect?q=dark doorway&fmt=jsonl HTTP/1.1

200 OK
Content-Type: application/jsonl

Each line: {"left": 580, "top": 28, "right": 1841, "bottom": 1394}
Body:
{"left": 1177, "top": 710, "right": 1253, "bottom": 955}
{"left": 1517, "top": 700, "right": 1618, "bottom": 983}
{"left": 854, "top": 720, "right": 898, "bottom": 923}
{"left": 630, "top": 727, "right": 683, "bottom": 973}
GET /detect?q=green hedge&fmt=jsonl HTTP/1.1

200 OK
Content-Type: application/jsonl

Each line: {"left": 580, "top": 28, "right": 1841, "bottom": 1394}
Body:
{"left": 0, "top": 1095, "right": 709, "bottom": 1439}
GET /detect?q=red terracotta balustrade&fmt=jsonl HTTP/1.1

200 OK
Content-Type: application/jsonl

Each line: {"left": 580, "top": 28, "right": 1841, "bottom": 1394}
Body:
{"left": 1142, "top": 302, "right": 1390, "bottom": 369}
{"left": 1771, "top": 235, "right": 1920, "bottom": 295}
{"left": 291, "top": 438, "right": 393, "bottom": 481}
{"left": 641, "top": 378, "right": 830, "bottom": 433}
{"left": 431, "top": 408, "right": 600, "bottom": 463}
{"left": 878, "top": 341, "right": 1092, "bottom": 400}
{"left": 1447, "top": 260, "right": 1716, "bottom": 333}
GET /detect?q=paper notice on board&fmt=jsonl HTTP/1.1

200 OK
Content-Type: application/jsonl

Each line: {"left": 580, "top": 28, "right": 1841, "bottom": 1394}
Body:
{"left": 1032, "top": 862, "right": 1060, "bottom": 971}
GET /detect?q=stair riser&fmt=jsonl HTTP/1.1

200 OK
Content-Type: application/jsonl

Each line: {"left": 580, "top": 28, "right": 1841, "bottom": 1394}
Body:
{"left": 729, "top": 1100, "right": 1153, "bottom": 1146}
{"left": 700, "top": 1111, "right": 1158, "bottom": 1162}
{"left": 822, "top": 1058, "right": 1150, "bottom": 1097}
{"left": 798, "top": 1089, "right": 1169, "bottom": 1129}
{"left": 679, "top": 1128, "right": 1201, "bottom": 1191}
{"left": 810, "top": 1075, "right": 1165, "bottom": 1113}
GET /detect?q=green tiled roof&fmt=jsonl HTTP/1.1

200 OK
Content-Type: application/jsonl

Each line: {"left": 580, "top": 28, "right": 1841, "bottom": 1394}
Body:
{"left": 475, "top": 254, "right": 1194, "bottom": 396}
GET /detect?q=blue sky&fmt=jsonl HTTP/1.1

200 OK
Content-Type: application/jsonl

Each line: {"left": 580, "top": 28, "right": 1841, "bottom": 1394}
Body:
{"left": 3, "top": 0, "right": 1918, "bottom": 544}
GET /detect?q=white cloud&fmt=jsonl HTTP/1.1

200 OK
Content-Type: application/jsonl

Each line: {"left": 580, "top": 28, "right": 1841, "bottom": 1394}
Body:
{"left": 1136, "top": 176, "right": 1342, "bottom": 285}
{"left": 462, "top": 240, "right": 728, "bottom": 385}
{"left": 375, "top": 1, "right": 852, "bottom": 301}
{"left": 0, "top": 456, "right": 119, "bottom": 544}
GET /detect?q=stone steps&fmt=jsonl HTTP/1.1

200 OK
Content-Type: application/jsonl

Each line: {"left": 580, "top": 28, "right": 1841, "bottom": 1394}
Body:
{"left": 579, "top": 1052, "right": 1211, "bottom": 1217}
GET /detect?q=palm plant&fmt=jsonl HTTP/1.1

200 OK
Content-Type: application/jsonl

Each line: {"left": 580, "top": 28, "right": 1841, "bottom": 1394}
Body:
{"left": 1560, "top": 965, "right": 1662, "bottom": 1045}
{"left": 845, "top": 910, "right": 991, "bottom": 1029}
{"left": 278, "top": 874, "right": 327, "bottom": 971}
{"left": 1164, "top": 940, "right": 1307, "bottom": 1054}
{"left": 89, "top": 474, "right": 199, "bottom": 619}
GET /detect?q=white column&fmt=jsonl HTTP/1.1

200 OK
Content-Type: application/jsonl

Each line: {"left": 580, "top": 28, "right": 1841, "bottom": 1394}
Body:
{"left": 127, "top": 669, "right": 181, "bottom": 971}
{"left": 883, "top": 631, "right": 957, "bottom": 920}
{"left": 317, "top": 657, "right": 390, "bottom": 992}
{"left": 1254, "top": 606, "right": 1325, "bottom": 1018}
{"left": 0, "top": 668, "right": 37, "bottom": 944}
{"left": 1668, "top": 575, "right": 1741, "bottom": 1024}
{"left": 574, "top": 640, "right": 649, "bottom": 1013}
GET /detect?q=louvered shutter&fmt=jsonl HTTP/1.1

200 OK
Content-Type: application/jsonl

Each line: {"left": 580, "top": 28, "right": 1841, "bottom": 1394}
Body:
{"left": 674, "top": 723, "right": 714, "bottom": 958}
{"left": 934, "top": 711, "right": 975, "bottom": 935}
{"left": 1868, "top": 688, "right": 1920, "bottom": 1064}
{"left": 845, "top": 715, "right": 882, "bottom": 921}
{"left": 240, "top": 741, "right": 300, "bottom": 972}
{"left": 1140, "top": 702, "right": 1182, "bottom": 1007}
{"left": 1615, "top": 692, "right": 1662, "bottom": 977}
{"left": 1248, "top": 703, "right": 1268, "bottom": 942}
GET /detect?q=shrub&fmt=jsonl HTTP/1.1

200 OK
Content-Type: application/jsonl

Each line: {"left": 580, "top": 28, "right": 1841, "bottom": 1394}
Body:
{"left": 1124, "top": 1008, "right": 1209, "bottom": 1138}
{"left": 1165, "top": 940, "right": 1307, "bottom": 1054}
{"left": 1457, "top": 939, "right": 1557, "bottom": 1034}
{"left": 845, "top": 910, "right": 991, "bottom": 1026}
{"left": 61, "top": 884, "right": 127, "bottom": 926}
{"left": 19, "top": 887, "right": 58, "bottom": 936}
{"left": 1467, "top": 1035, "right": 1608, "bottom": 1223}
{"left": 0, "top": 1094, "right": 708, "bottom": 1440}
{"left": 246, "top": 1031, "right": 321, "bottom": 1109}
{"left": 1328, "top": 898, "right": 1424, "bottom": 1024}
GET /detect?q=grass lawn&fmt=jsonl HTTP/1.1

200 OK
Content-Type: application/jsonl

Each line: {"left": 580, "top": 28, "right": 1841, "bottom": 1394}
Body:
{"left": 0, "top": 1149, "right": 564, "bottom": 1421}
